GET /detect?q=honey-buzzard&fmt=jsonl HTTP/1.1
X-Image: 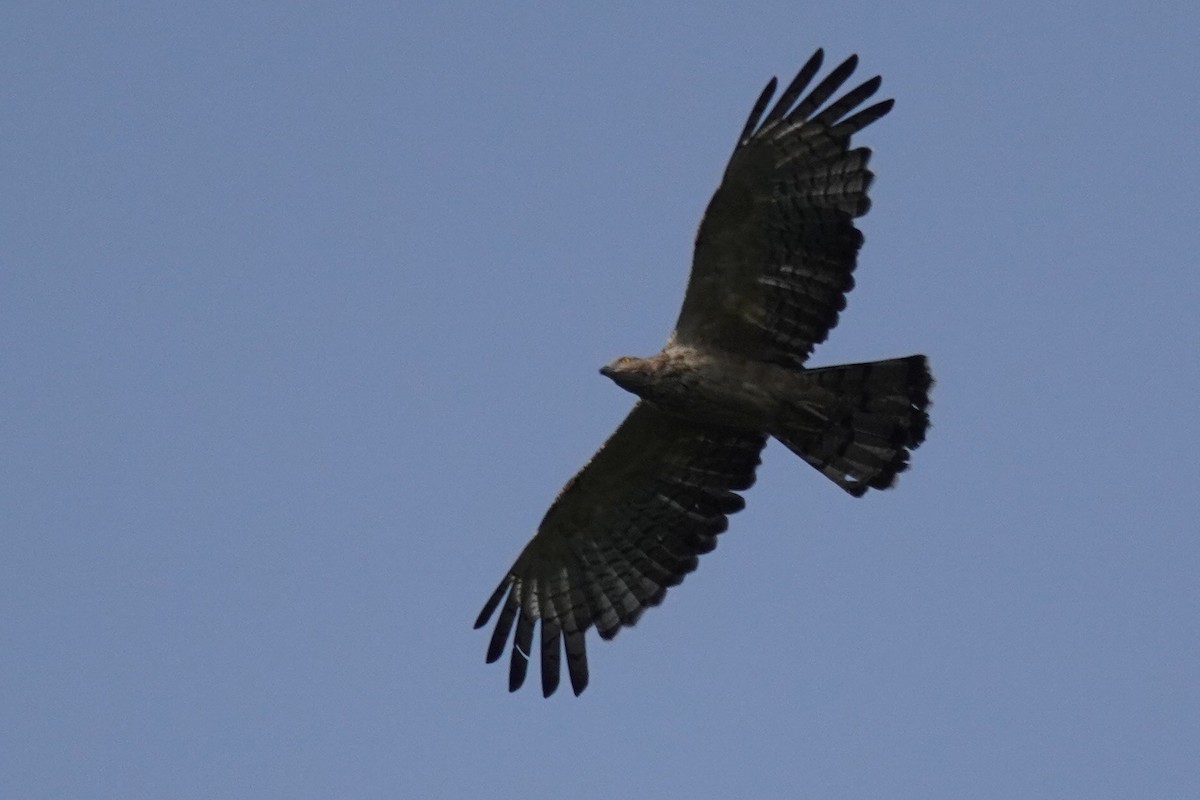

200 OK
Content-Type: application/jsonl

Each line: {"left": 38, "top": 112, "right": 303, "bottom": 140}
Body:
{"left": 476, "top": 50, "right": 932, "bottom": 696}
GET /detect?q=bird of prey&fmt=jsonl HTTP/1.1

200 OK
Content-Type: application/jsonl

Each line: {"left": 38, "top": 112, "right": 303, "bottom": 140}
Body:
{"left": 475, "top": 50, "right": 931, "bottom": 697}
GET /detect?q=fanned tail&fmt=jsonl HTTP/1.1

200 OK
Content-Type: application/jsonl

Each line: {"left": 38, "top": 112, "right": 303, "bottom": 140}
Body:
{"left": 774, "top": 355, "right": 931, "bottom": 496}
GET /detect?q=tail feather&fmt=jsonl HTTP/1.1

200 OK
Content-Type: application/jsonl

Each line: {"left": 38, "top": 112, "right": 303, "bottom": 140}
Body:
{"left": 774, "top": 354, "right": 931, "bottom": 496}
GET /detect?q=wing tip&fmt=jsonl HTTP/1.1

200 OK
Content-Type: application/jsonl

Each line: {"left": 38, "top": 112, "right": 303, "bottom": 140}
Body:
{"left": 736, "top": 76, "right": 779, "bottom": 148}
{"left": 474, "top": 574, "right": 512, "bottom": 629}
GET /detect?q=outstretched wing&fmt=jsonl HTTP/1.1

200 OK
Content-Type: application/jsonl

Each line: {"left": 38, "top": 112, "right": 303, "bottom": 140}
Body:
{"left": 671, "top": 50, "right": 894, "bottom": 367}
{"left": 475, "top": 403, "right": 765, "bottom": 697}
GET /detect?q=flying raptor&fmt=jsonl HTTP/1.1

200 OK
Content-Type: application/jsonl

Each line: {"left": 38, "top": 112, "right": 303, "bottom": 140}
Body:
{"left": 475, "top": 50, "right": 932, "bottom": 696}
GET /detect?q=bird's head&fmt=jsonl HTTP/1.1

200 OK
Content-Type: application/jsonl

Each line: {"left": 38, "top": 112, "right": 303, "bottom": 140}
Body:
{"left": 599, "top": 355, "right": 651, "bottom": 395}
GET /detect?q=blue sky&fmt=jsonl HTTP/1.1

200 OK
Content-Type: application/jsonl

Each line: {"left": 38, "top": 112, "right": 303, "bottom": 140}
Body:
{"left": 3, "top": 3, "right": 1198, "bottom": 798}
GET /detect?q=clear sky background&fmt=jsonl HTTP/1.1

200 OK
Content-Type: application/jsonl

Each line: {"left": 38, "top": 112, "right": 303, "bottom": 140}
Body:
{"left": 3, "top": 3, "right": 1198, "bottom": 798}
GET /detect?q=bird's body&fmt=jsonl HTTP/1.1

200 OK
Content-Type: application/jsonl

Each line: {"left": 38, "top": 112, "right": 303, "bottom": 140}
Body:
{"left": 601, "top": 348, "right": 785, "bottom": 429}
{"left": 476, "top": 50, "right": 932, "bottom": 696}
